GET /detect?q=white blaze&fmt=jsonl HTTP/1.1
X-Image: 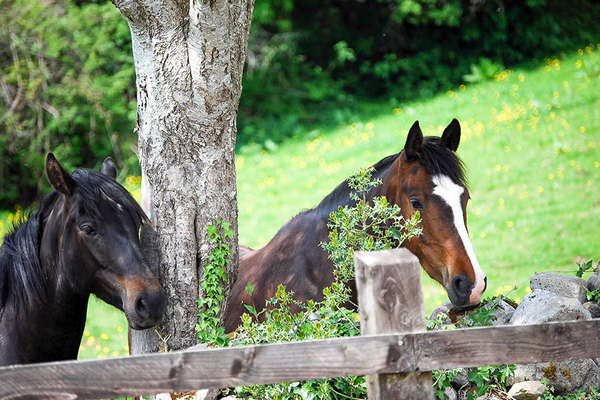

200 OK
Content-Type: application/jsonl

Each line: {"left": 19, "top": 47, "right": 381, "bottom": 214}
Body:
{"left": 432, "top": 174, "right": 486, "bottom": 304}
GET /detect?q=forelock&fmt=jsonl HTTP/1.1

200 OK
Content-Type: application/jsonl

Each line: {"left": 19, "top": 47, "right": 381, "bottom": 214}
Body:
{"left": 71, "top": 170, "right": 147, "bottom": 227}
{"left": 418, "top": 137, "right": 467, "bottom": 188}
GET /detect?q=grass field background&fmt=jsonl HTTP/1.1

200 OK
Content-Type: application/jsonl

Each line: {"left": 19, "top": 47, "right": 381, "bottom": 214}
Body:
{"left": 1, "top": 46, "right": 599, "bottom": 359}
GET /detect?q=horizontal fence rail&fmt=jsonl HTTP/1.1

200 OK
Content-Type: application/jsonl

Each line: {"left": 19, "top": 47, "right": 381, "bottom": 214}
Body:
{"left": 2, "top": 319, "right": 600, "bottom": 399}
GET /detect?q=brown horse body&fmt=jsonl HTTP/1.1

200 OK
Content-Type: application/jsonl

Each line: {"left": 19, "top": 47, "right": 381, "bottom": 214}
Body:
{"left": 225, "top": 120, "right": 487, "bottom": 332}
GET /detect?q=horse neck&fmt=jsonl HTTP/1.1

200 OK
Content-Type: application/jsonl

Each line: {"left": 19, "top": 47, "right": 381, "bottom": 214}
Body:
{"left": 30, "top": 200, "right": 90, "bottom": 361}
{"left": 41, "top": 199, "right": 91, "bottom": 305}
{"left": 376, "top": 157, "right": 402, "bottom": 204}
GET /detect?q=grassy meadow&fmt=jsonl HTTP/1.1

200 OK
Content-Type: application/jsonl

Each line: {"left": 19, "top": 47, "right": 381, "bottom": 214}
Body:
{"left": 1, "top": 46, "right": 599, "bottom": 359}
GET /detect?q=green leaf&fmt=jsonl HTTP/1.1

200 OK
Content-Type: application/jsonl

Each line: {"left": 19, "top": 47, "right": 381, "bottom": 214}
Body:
{"left": 244, "top": 304, "right": 258, "bottom": 317}
{"left": 246, "top": 282, "right": 255, "bottom": 296}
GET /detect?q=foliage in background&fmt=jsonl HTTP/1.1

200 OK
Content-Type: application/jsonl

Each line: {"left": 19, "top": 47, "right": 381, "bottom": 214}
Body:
{"left": 238, "top": 0, "right": 600, "bottom": 148}
{"left": 195, "top": 220, "right": 234, "bottom": 347}
{"left": 0, "top": 0, "right": 137, "bottom": 208}
{"left": 226, "top": 168, "right": 421, "bottom": 399}
{"left": 2, "top": 0, "right": 600, "bottom": 207}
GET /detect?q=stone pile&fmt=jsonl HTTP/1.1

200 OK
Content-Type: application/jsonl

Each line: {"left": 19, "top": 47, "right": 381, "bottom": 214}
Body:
{"left": 432, "top": 270, "right": 600, "bottom": 400}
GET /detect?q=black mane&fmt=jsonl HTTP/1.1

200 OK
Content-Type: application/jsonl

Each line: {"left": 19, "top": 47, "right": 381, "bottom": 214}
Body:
{"left": 316, "top": 152, "right": 400, "bottom": 214}
{"left": 418, "top": 137, "right": 466, "bottom": 187}
{"left": 0, "top": 197, "right": 52, "bottom": 313}
{"left": 72, "top": 169, "right": 147, "bottom": 228}
{"left": 0, "top": 169, "right": 146, "bottom": 313}
{"left": 315, "top": 136, "right": 466, "bottom": 216}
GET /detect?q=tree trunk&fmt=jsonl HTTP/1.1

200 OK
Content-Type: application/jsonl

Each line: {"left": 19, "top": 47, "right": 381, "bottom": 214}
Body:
{"left": 112, "top": 0, "right": 255, "bottom": 354}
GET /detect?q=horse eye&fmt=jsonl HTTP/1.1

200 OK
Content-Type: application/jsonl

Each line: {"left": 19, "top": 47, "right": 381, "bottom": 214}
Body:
{"left": 79, "top": 223, "right": 95, "bottom": 235}
{"left": 410, "top": 199, "right": 424, "bottom": 210}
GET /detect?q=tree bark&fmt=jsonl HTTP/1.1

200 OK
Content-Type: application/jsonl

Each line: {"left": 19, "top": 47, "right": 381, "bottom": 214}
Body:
{"left": 112, "top": 0, "right": 254, "bottom": 354}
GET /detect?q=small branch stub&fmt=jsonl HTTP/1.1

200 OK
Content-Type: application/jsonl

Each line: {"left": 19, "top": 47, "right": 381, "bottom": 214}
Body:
{"left": 355, "top": 248, "right": 433, "bottom": 400}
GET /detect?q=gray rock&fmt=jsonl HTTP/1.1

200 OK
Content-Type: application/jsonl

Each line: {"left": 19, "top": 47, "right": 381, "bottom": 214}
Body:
{"left": 587, "top": 266, "right": 600, "bottom": 291}
{"left": 430, "top": 302, "right": 453, "bottom": 326}
{"left": 510, "top": 290, "right": 591, "bottom": 325}
{"left": 530, "top": 272, "right": 588, "bottom": 304}
{"left": 583, "top": 301, "right": 600, "bottom": 318}
{"left": 451, "top": 368, "right": 470, "bottom": 389}
{"left": 489, "top": 299, "right": 516, "bottom": 325}
{"left": 444, "top": 386, "right": 458, "bottom": 400}
{"left": 508, "top": 359, "right": 600, "bottom": 394}
{"left": 507, "top": 381, "right": 546, "bottom": 399}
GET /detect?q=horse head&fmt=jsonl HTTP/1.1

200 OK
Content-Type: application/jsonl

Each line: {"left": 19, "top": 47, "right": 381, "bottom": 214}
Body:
{"left": 43, "top": 154, "right": 167, "bottom": 329}
{"left": 388, "top": 120, "right": 487, "bottom": 309}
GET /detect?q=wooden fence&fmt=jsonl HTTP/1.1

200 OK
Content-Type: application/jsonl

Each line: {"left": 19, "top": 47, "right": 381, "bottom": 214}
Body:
{"left": 2, "top": 248, "right": 600, "bottom": 399}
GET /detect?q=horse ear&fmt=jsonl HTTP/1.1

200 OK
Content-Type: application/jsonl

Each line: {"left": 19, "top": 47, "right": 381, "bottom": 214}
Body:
{"left": 404, "top": 121, "right": 423, "bottom": 161}
{"left": 440, "top": 118, "right": 461, "bottom": 152}
{"left": 101, "top": 157, "right": 117, "bottom": 179}
{"left": 46, "top": 153, "right": 75, "bottom": 195}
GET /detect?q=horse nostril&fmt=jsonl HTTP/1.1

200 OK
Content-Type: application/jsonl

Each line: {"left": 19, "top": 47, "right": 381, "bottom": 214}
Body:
{"left": 135, "top": 294, "right": 150, "bottom": 320}
{"left": 451, "top": 274, "right": 471, "bottom": 298}
{"left": 134, "top": 290, "right": 167, "bottom": 323}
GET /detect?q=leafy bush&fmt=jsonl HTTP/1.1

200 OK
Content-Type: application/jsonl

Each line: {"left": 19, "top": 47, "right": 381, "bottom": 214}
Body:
{"left": 196, "top": 220, "right": 234, "bottom": 347}
{"left": 0, "top": 0, "right": 136, "bottom": 208}
{"left": 463, "top": 58, "right": 505, "bottom": 83}
{"left": 540, "top": 385, "right": 600, "bottom": 400}
{"left": 224, "top": 167, "right": 421, "bottom": 399}
{"left": 429, "top": 297, "right": 516, "bottom": 399}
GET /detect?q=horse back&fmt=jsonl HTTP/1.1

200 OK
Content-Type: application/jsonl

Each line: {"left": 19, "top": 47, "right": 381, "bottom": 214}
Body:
{"left": 224, "top": 211, "right": 332, "bottom": 332}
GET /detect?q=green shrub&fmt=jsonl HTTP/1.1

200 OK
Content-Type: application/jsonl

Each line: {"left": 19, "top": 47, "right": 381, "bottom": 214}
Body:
{"left": 222, "top": 167, "right": 421, "bottom": 399}
{"left": 196, "top": 220, "right": 234, "bottom": 347}
{"left": 0, "top": 0, "right": 136, "bottom": 208}
{"left": 540, "top": 384, "right": 600, "bottom": 399}
{"left": 429, "top": 297, "right": 516, "bottom": 399}
{"left": 463, "top": 58, "right": 505, "bottom": 83}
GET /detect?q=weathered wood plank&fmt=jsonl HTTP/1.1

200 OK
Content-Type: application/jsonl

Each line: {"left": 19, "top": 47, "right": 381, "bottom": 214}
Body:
{"left": 0, "top": 334, "right": 401, "bottom": 399}
{"left": 355, "top": 249, "right": 433, "bottom": 400}
{"left": 2, "top": 320, "right": 600, "bottom": 399}
{"left": 414, "top": 318, "right": 600, "bottom": 370}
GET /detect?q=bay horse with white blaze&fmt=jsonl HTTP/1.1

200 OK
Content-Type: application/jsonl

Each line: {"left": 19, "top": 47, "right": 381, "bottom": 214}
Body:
{"left": 225, "top": 119, "right": 487, "bottom": 332}
{"left": 0, "top": 154, "right": 166, "bottom": 366}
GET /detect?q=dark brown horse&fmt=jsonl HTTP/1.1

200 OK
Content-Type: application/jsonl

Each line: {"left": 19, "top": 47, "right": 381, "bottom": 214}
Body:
{"left": 0, "top": 154, "right": 166, "bottom": 366}
{"left": 225, "top": 119, "right": 487, "bottom": 332}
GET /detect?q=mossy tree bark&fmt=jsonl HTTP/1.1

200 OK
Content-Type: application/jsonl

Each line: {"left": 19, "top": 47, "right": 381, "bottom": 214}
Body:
{"left": 111, "top": 0, "right": 254, "bottom": 354}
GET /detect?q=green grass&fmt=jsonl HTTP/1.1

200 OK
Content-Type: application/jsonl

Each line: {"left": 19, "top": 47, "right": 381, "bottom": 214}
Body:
{"left": 1, "top": 46, "right": 599, "bottom": 359}
{"left": 236, "top": 47, "right": 600, "bottom": 310}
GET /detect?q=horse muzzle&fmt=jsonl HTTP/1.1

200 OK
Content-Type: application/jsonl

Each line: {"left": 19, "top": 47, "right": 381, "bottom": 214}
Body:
{"left": 125, "top": 287, "right": 167, "bottom": 330}
{"left": 446, "top": 274, "right": 487, "bottom": 311}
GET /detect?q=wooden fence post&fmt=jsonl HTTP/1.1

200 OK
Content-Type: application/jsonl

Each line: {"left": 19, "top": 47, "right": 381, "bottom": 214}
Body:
{"left": 355, "top": 248, "right": 433, "bottom": 400}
